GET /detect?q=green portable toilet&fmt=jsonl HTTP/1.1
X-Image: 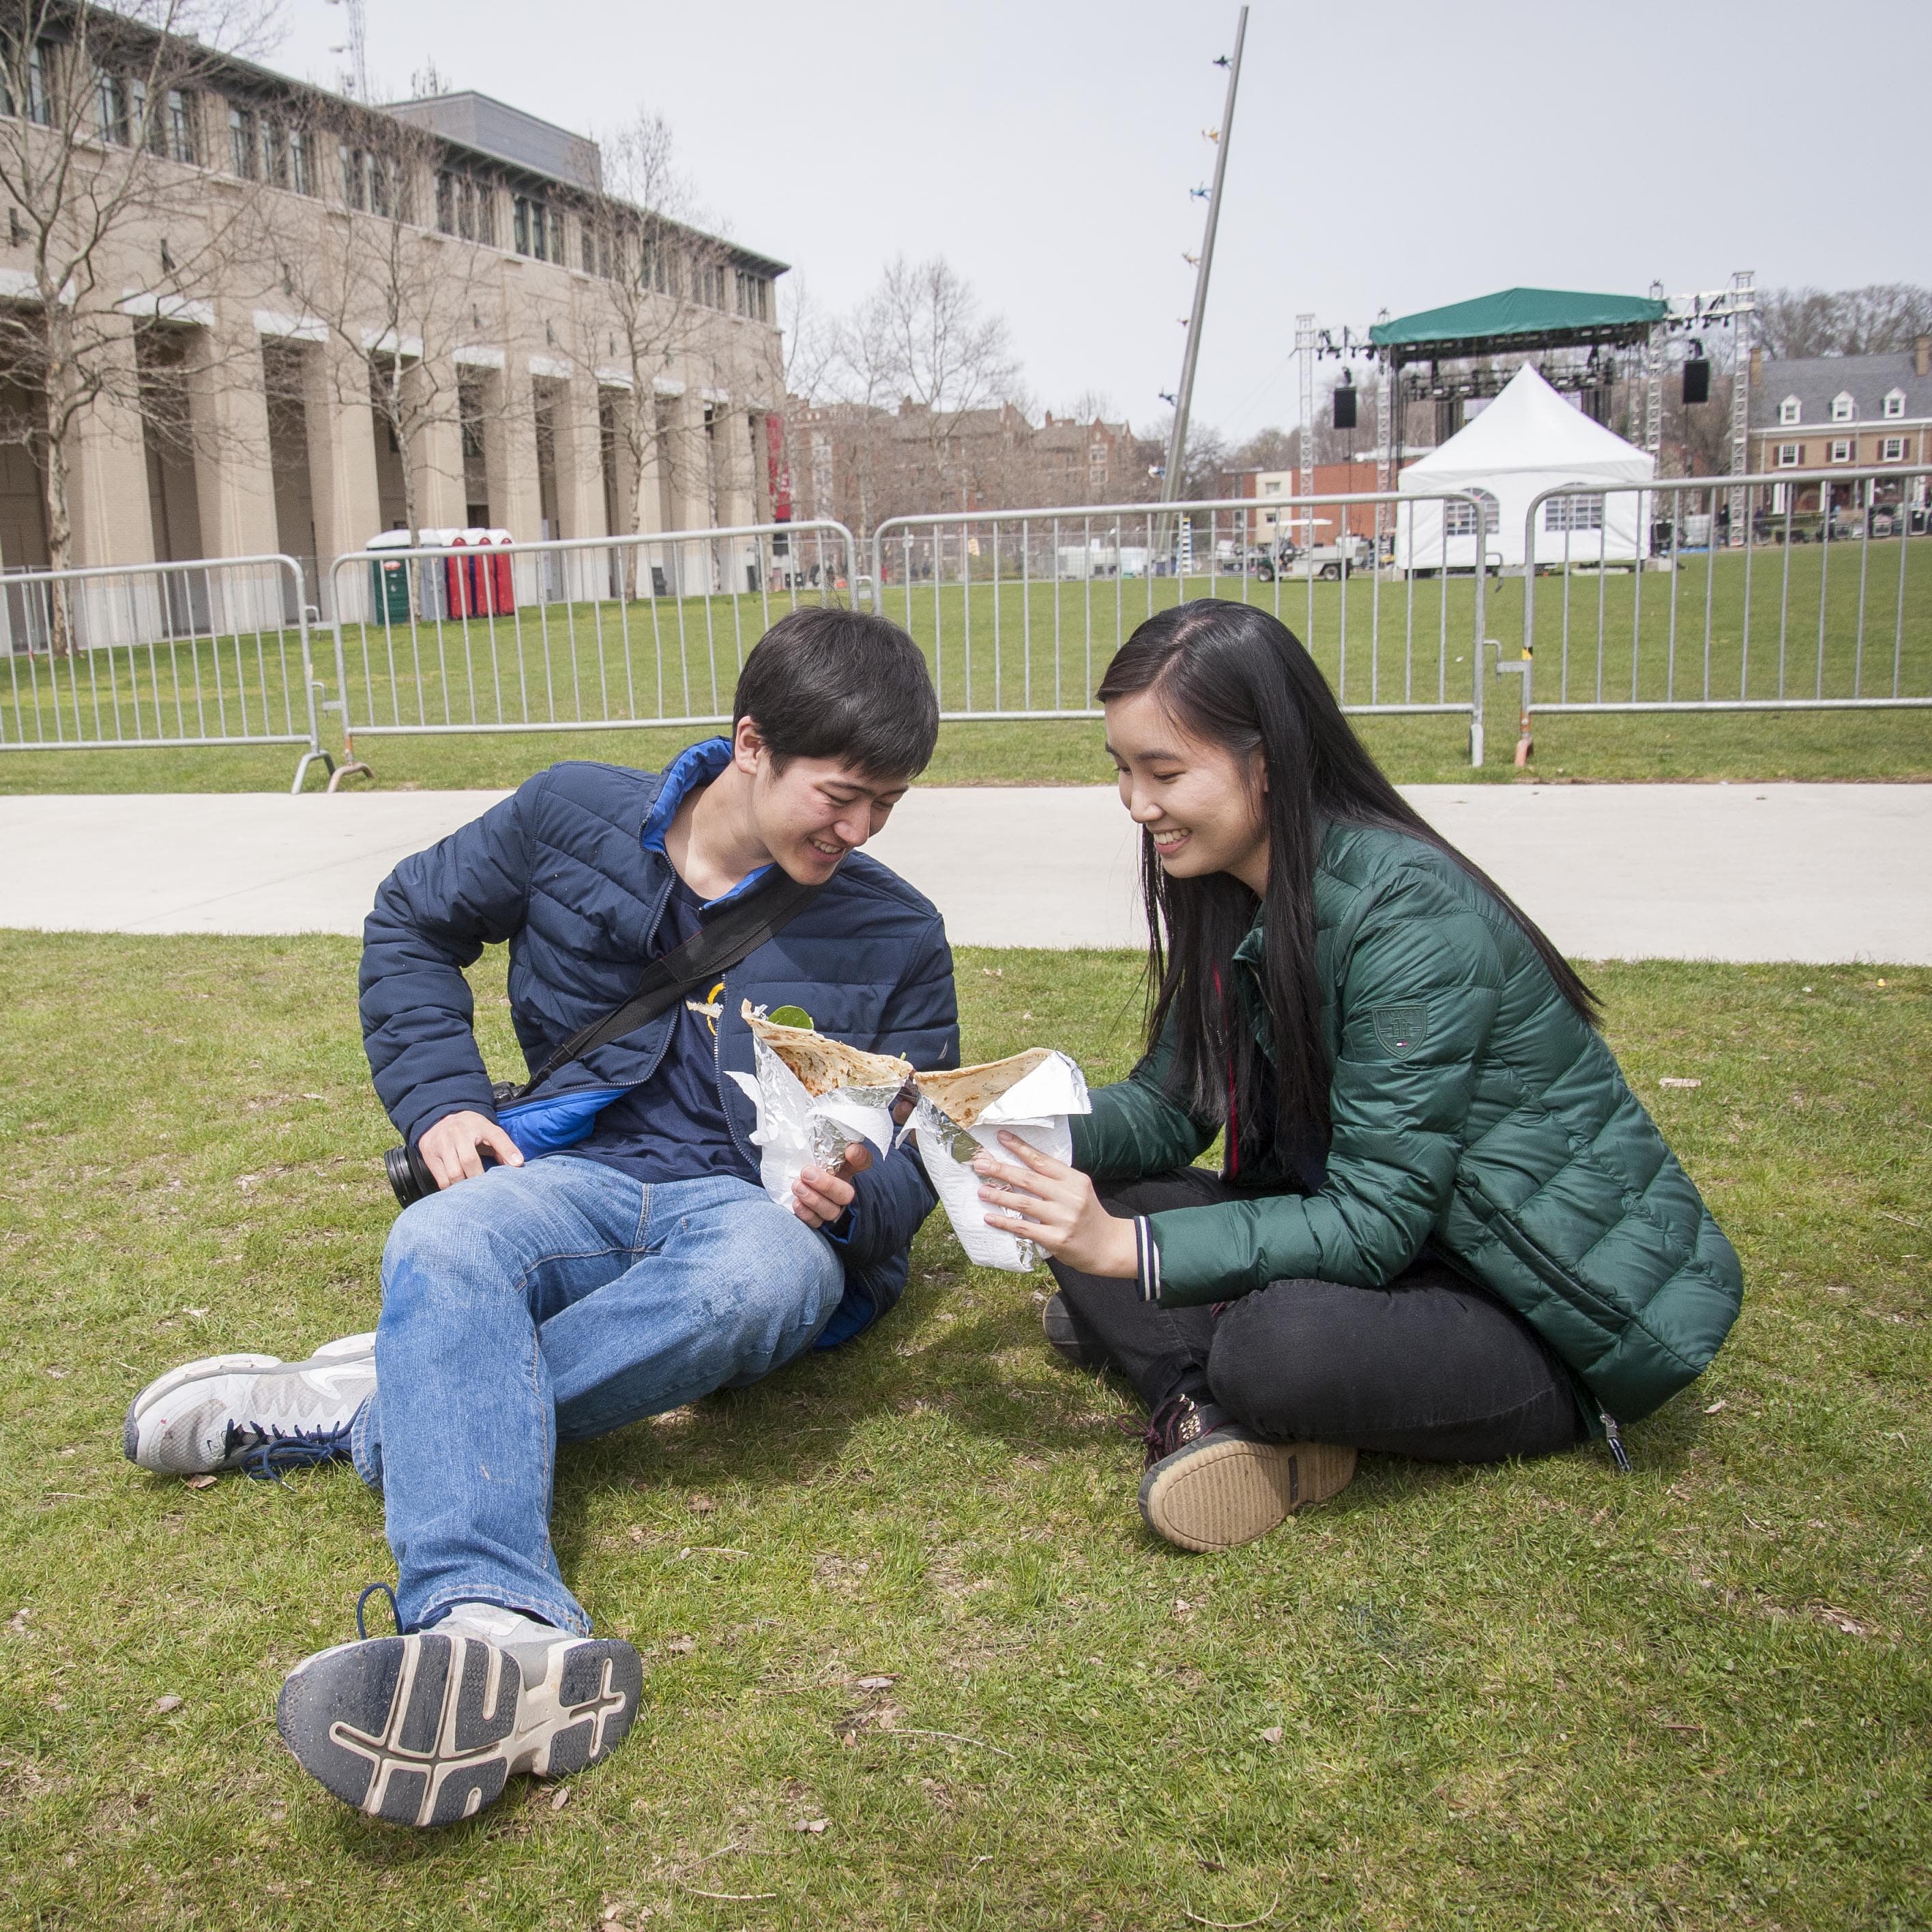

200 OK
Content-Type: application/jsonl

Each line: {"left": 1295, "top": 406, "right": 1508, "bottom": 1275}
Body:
{"left": 366, "top": 531, "right": 415, "bottom": 624}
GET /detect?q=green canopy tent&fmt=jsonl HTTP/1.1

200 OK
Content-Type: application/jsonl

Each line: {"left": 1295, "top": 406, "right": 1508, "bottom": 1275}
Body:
{"left": 1368, "top": 287, "right": 1667, "bottom": 367}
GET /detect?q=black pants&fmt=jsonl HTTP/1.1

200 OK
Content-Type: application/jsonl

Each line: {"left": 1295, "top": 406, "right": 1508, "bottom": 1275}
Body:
{"left": 1049, "top": 1171, "right": 1586, "bottom": 1464}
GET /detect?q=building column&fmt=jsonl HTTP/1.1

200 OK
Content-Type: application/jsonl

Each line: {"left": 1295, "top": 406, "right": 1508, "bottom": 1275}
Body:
{"left": 497, "top": 367, "right": 543, "bottom": 606}
{"left": 304, "top": 336, "right": 383, "bottom": 622}
{"left": 408, "top": 358, "right": 468, "bottom": 536}
{"left": 66, "top": 308, "right": 156, "bottom": 572}
{"left": 547, "top": 374, "right": 606, "bottom": 600}
{"left": 185, "top": 309, "right": 282, "bottom": 629}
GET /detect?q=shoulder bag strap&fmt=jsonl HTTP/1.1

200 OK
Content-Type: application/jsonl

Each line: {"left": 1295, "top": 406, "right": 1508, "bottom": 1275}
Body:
{"left": 509, "top": 869, "right": 822, "bottom": 1103}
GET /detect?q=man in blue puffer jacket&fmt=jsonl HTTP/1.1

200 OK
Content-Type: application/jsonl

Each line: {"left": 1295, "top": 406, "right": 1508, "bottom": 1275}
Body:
{"left": 121, "top": 609, "right": 957, "bottom": 1827}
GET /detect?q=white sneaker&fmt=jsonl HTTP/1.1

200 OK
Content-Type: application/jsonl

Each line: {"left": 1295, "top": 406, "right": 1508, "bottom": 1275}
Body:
{"left": 277, "top": 1599, "right": 642, "bottom": 1827}
{"left": 122, "top": 1333, "right": 377, "bottom": 1477}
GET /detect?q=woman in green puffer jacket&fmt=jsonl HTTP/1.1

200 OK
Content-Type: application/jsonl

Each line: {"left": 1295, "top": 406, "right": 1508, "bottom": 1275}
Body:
{"left": 972, "top": 600, "right": 1742, "bottom": 1553}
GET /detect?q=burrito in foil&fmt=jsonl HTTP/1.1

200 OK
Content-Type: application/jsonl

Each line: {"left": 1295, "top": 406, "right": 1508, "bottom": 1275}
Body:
{"left": 725, "top": 1003, "right": 915, "bottom": 1212}
{"left": 911, "top": 1048, "right": 1092, "bottom": 1272}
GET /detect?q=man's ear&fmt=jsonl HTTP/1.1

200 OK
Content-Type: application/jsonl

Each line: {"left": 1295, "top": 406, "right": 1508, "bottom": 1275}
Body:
{"left": 732, "top": 714, "right": 767, "bottom": 775}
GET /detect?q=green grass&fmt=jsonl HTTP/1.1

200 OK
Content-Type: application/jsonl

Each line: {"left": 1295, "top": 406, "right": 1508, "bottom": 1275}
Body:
{"left": 3, "top": 547, "right": 1930, "bottom": 793}
{"left": 1, "top": 937, "right": 1928, "bottom": 1929}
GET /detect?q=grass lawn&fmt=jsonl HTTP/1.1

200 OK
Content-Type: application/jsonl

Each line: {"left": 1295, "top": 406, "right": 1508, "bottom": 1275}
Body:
{"left": 3, "top": 548, "right": 1929, "bottom": 793}
{"left": 1, "top": 937, "right": 1927, "bottom": 1929}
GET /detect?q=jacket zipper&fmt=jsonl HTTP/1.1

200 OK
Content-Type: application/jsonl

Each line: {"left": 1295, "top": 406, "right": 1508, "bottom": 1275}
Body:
{"left": 1456, "top": 1177, "right": 1635, "bottom": 1471}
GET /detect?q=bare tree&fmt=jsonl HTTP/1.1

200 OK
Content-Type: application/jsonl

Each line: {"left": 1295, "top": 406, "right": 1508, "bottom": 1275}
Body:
{"left": 1757, "top": 284, "right": 1932, "bottom": 360}
{"left": 0, "top": 0, "right": 276, "bottom": 647}
{"left": 271, "top": 102, "right": 495, "bottom": 547}
{"left": 557, "top": 110, "right": 763, "bottom": 591}
{"left": 828, "top": 254, "right": 1019, "bottom": 526}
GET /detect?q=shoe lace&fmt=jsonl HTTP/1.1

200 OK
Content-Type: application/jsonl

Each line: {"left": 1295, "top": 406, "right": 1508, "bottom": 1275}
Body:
{"left": 226, "top": 1418, "right": 354, "bottom": 1483}
{"left": 1142, "top": 1392, "right": 1210, "bottom": 1465}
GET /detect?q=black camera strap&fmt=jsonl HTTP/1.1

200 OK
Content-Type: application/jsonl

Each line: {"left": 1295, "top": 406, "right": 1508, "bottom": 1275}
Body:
{"left": 506, "top": 868, "right": 823, "bottom": 1105}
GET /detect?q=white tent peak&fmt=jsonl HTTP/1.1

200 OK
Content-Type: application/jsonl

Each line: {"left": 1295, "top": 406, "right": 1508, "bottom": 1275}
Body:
{"left": 1405, "top": 363, "right": 1649, "bottom": 480}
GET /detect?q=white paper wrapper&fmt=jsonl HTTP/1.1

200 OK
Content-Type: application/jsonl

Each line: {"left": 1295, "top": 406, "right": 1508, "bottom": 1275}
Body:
{"left": 912, "top": 1051, "right": 1092, "bottom": 1272}
{"left": 727, "top": 1032, "right": 901, "bottom": 1214}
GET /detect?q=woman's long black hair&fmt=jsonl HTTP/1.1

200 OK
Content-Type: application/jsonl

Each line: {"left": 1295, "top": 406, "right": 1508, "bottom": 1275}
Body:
{"left": 1096, "top": 598, "right": 1598, "bottom": 1161}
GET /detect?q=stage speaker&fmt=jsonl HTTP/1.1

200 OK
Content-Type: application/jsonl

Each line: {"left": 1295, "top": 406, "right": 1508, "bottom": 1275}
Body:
{"left": 1682, "top": 358, "right": 1710, "bottom": 406}
{"left": 1332, "top": 384, "right": 1357, "bottom": 430}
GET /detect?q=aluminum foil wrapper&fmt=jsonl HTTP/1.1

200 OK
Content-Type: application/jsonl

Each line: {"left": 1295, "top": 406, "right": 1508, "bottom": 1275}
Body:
{"left": 912, "top": 1050, "right": 1092, "bottom": 1272}
{"left": 727, "top": 1034, "right": 901, "bottom": 1214}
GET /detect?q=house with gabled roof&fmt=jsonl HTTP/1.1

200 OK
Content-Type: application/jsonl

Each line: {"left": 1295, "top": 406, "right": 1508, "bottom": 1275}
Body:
{"left": 1747, "top": 340, "right": 1931, "bottom": 516}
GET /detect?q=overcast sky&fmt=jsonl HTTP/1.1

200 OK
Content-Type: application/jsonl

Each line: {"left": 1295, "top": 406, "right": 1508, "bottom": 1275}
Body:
{"left": 265, "top": 0, "right": 1929, "bottom": 441}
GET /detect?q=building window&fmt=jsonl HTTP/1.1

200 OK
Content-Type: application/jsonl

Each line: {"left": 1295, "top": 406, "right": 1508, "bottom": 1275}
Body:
{"left": 1779, "top": 396, "right": 1800, "bottom": 425}
{"left": 1831, "top": 392, "right": 1854, "bottom": 423}
{"left": 1881, "top": 437, "right": 1905, "bottom": 462}
{"left": 1444, "top": 490, "right": 1499, "bottom": 538}
{"left": 637, "top": 235, "right": 673, "bottom": 296}
{"left": 262, "top": 116, "right": 287, "bottom": 187}
{"left": 341, "top": 143, "right": 364, "bottom": 209}
{"left": 1543, "top": 493, "right": 1605, "bottom": 533}
{"left": 228, "top": 104, "right": 256, "bottom": 178}
{"left": 1776, "top": 443, "right": 1802, "bottom": 467}
{"left": 1884, "top": 390, "right": 1906, "bottom": 420}
{"left": 164, "top": 89, "right": 196, "bottom": 164}
{"left": 288, "top": 125, "right": 310, "bottom": 194}
{"left": 435, "top": 169, "right": 455, "bottom": 235}
{"left": 368, "top": 153, "right": 392, "bottom": 218}
{"left": 3, "top": 40, "right": 55, "bottom": 126}
{"left": 471, "top": 180, "right": 493, "bottom": 247}
{"left": 514, "top": 195, "right": 558, "bottom": 262}
{"left": 733, "top": 269, "right": 770, "bottom": 322}
{"left": 693, "top": 260, "right": 727, "bottom": 310}
{"left": 95, "top": 68, "right": 130, "bottom": 144}
{"left": 1829, "top": 439, "right": 1852, "bottom": 463}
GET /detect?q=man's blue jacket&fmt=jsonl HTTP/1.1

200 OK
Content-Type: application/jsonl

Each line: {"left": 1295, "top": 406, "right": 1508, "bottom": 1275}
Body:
{"left": 359, "top": 755, "right": 959, "bottom": 1346}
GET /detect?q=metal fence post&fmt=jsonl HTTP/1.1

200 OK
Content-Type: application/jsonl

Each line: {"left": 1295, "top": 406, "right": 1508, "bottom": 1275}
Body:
{"left": 1469, "top": 494, "right": 1488, "bottom": 767}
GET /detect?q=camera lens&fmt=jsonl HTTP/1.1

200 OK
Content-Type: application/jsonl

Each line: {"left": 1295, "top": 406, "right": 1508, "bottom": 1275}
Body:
{"left": 384, "top": 1143, "right": 438, "bottom": 1210}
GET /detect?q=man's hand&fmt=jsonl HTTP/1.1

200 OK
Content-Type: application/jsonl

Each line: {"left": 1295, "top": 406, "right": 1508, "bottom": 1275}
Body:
{"left": 975, "top": 1132, "right": 1138, "bottom": 1278}
{"left": 417, "top": 1110, "right": 525, "bottom": 1190}
{"left": 791, "top": 1142, "right": 871, "bottom": 1231}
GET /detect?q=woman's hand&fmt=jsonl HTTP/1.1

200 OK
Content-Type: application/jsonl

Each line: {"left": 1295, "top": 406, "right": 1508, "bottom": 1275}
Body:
{"left": 974, "top": 1132, "right": 1138, "bottom": 1278}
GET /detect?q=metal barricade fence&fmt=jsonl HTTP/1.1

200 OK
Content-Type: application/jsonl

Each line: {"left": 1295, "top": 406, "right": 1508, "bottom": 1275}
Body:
{"left": 1517, "top": 466, "right": 1932, "bottom": 729}
{"left": 323, "top": 519, "right": 860, "bottom": 763}
{"left": 0, "top": 553, "right": 332, "bottom": 793}
{"left": 869, "top": 491, "right": 1497, "bottom": 758}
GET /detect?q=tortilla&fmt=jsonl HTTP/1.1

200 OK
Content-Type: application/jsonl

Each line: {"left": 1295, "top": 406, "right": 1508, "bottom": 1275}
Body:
{"left": 914, "top": 1047, "right": 1057, "bottom": 1128}
{"left": 742, "top": 1001, "right": 912, "bottom": 1098}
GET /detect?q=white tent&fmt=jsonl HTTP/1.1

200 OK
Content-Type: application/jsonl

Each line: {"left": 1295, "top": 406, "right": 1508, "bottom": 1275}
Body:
{"left": 1396, "top": 364, "right": 1655, "bottom": 571}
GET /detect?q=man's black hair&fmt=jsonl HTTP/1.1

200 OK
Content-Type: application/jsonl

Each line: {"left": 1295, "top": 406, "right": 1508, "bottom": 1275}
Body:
{"left": 732, "top": 606, "right": 939, "bottom": 779}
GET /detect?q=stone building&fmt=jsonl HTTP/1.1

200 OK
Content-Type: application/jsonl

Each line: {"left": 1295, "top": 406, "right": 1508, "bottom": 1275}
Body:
{"left": 0, "top": 21, "right": 785, "bottom": 619}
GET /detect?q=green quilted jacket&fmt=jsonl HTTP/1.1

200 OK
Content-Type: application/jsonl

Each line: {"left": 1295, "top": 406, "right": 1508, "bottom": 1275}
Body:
{"left": 1070, "top": 821, "right": 1743, "bottom": 1424}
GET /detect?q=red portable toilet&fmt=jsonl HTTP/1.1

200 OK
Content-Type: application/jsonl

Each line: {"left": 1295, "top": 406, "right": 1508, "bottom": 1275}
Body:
{"left": 481, "top": 529, "right": 515, "bottom": 615}
{"left": 444, "top": 530, "right": 471, "bottom": 618}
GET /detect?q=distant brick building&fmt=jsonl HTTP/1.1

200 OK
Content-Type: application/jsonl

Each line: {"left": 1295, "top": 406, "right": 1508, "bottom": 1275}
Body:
{"left": 1240, "top": 459, "right": 1417, "bottom": 544}
{"left": 1747, "top": 340, "right": 1931, "bottom": 514}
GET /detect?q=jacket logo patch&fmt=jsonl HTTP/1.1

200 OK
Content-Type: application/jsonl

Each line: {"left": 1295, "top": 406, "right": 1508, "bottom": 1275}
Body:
{"left": 1371, "top": 1001, "right": 1429, "bottom": 1056}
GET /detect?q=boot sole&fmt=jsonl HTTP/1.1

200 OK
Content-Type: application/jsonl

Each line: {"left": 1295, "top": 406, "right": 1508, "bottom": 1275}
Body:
{"left": 1139, "top": 1437, "right": 1357, "bottom": 1553}
{"left": 276, "top": 1630, "right": 642, "bottom": 1828}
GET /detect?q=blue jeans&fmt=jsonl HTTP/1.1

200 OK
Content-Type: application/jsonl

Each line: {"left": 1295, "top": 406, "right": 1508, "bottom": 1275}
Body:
{"left": 349, "top": 1158, "right": 845, "bottom": 1637}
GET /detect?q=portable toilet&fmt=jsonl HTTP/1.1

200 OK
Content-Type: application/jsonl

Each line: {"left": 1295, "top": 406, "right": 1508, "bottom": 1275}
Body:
{"left": 365, "top": 528, "right": 415, "bottom": 624}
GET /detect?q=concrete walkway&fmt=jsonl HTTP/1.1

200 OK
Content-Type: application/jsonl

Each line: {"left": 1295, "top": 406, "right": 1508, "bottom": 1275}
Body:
{"left": 1, "top": 785, "right": 1927, "bottom": 962}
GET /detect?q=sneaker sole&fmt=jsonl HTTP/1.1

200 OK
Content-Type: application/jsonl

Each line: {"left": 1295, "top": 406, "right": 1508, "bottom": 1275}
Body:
{"left": 121, "top": 1336, "right": 378, "bottom": 1469}
{"left": 123, "top": 1353, "right": 284, "bottom": 1463}
{"left": 1139, "top": 1437, "right": 1357, "bottom": 1553}
{"left": 276, "top": 1631, "right": 642, "bottom": 1828}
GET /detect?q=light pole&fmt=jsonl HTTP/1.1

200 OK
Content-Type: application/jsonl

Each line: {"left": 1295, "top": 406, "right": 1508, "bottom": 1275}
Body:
{"left": 1159, "top": 5, "right": 1248, "bottom": 562}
